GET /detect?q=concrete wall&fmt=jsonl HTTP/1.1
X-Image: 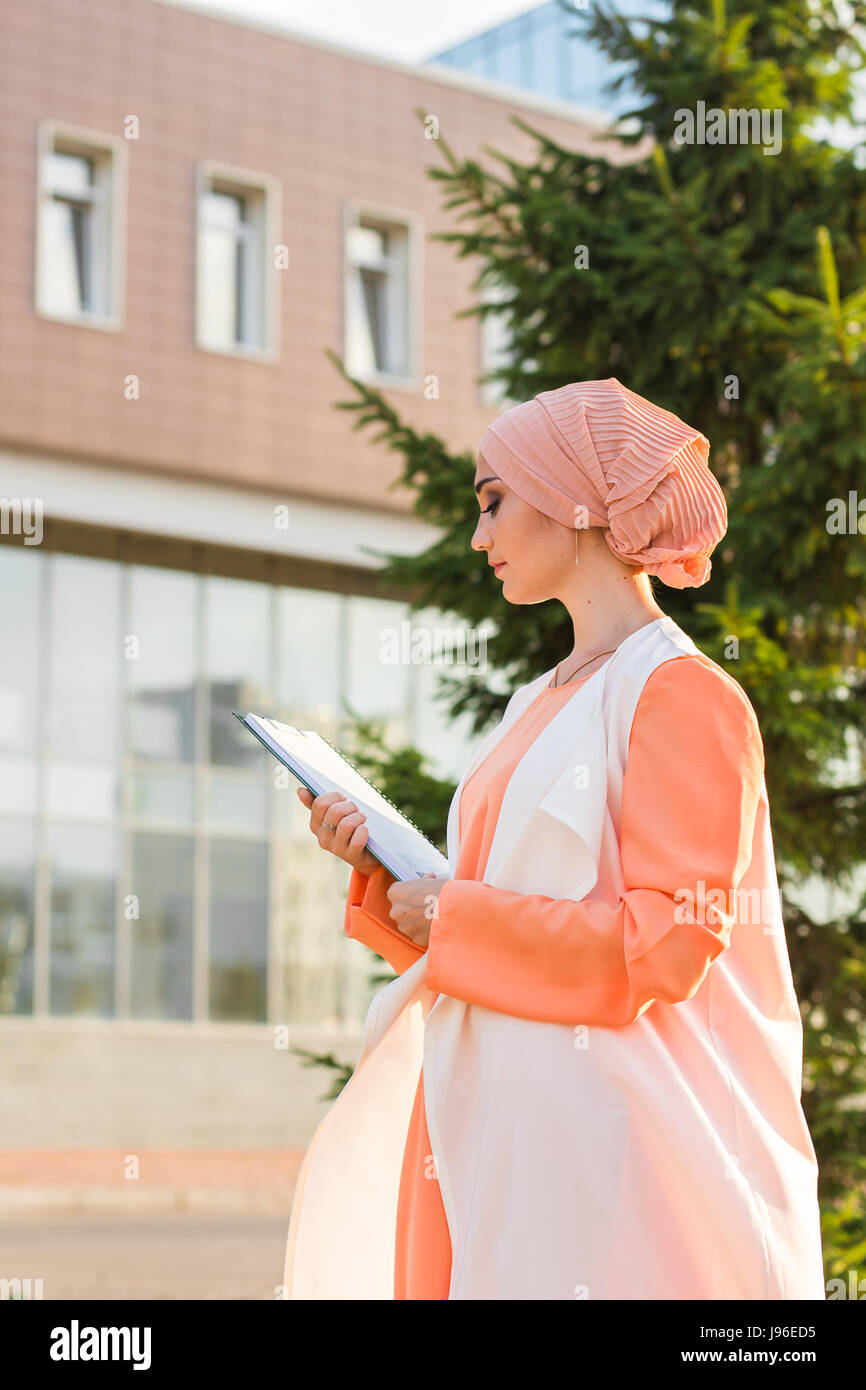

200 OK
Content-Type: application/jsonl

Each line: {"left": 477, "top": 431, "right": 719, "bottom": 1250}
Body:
{"left": 0, "top": 1019, "right": 364, "bottom": 1148}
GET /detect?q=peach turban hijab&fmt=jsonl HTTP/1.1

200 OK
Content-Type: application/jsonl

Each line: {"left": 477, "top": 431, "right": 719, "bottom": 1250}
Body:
{"left": 477, "top": 377, "right": 727, "bottom": 588}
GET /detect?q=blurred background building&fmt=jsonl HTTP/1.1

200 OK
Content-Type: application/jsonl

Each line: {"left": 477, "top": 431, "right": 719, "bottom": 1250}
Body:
{"left": 0, "top": 0, "right": 651, "bottom": 1158}
{"left": 427, "top": 0, "right": 670, "bottom": 119}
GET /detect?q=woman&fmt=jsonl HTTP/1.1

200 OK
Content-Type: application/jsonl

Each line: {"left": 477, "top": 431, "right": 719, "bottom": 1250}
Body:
{"left": 288, "top": 377, "right": 825, "bottom": 1301}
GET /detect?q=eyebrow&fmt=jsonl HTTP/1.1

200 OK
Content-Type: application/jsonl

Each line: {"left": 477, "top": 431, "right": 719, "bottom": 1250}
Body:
{"left": 474, "top": 475, "right": 500, "bottom": 496}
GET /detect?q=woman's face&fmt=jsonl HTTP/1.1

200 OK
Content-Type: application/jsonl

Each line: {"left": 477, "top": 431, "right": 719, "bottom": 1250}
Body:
{"left": 470, "top": 461, "right": 582, "bottom": 604}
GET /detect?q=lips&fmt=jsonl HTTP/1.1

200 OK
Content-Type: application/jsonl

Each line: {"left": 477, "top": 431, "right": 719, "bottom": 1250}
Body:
{"left": 492, "top": 562, "right": 506, "bottom": 574}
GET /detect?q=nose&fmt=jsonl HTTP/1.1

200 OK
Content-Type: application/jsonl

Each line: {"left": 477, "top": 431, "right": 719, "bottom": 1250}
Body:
{"left": 471, "top": 514, "right": 491, "bottom": 552}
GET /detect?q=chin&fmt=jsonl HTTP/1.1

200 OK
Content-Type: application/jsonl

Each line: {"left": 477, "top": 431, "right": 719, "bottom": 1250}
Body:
{"left": 500, "top": 577, "right": 550, "bottom": 606}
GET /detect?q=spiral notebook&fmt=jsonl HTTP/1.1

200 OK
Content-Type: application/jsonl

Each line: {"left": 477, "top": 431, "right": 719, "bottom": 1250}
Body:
{"left": 234, "top": 712, "right": 451, "bottom": 883}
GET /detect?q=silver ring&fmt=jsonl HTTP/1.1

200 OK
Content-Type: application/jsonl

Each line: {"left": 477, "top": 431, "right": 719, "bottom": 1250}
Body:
{"left": 322, "top": 821, "right": 336, "bottom": 831}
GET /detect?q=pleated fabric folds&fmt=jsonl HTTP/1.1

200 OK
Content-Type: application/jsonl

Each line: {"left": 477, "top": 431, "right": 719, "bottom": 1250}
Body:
{"left": 477, "top": 377, "right": 728, "bottom": 588}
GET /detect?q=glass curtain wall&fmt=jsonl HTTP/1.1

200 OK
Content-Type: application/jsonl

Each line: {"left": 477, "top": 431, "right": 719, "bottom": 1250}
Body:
{"left": 0, "top": 545, "right": 442, "bottom": 1032}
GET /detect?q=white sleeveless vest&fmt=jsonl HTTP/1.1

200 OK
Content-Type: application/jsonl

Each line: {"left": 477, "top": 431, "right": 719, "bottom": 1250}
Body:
{"left": 283, "top": 615, "right": 825, "bottom": 1300}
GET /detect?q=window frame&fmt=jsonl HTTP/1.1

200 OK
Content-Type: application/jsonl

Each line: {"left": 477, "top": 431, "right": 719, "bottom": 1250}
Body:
{"left": 0, "top": 536, "right": 445, "bottom": 1034}
{"left": 342, "top": 199, "right": 422, "bottom": 391}
{"left": 34, "top": 119, "right": 127, "bottom": 331}
{"left": 478, "top": 275, "right": 521, "bottom": 408}
{"left": 194, "top": 160, "right": 281, "bottom": 361}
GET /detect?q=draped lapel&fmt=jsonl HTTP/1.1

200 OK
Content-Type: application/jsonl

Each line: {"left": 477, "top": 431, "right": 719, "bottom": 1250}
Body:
{"left": 483, "top": 657, "right": 612, "bottom": 897}
{"left": 444, "top": 618, "right": 692, "bottom": 901}
{"left": 445, "top": 668, "right": 553, "bottom": 875}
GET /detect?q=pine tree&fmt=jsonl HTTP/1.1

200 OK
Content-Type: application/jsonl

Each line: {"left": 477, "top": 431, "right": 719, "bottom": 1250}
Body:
{"left": 306, "top": 0, "right": 866, "bottom": 1272}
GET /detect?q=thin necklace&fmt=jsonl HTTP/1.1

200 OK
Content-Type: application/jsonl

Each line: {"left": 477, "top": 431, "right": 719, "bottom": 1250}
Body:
{"left": 551, "top": 647, "right": 617, "bottom": 689}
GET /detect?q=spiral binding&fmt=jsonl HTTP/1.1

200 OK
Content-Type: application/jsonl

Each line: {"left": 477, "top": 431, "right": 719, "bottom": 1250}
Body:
{"left": 308, "top": 726, "right": 436, "bottom": 846}
{"left": 245, "top": 712, "right": 439, "bottom": 849}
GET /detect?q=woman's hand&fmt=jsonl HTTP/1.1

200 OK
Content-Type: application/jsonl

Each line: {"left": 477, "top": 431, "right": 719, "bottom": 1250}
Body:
{"left": 385, "top": 874, "right": 451, "bottom": 949}
{"left": 297, "top": 786, "right": 450, "bottom": 946}
{"left": 296, "top": 787, "right": 381, "bottom": 876}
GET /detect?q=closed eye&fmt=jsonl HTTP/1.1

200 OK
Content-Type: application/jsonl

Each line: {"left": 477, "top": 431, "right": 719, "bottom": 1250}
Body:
{"left": 481, "top": 499, "right": 499, "bottom": 516}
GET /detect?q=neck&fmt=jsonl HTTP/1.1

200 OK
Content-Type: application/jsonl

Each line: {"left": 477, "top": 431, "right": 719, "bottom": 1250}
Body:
{"left": 562, "top": 574, "right": 666, "bottom": 663}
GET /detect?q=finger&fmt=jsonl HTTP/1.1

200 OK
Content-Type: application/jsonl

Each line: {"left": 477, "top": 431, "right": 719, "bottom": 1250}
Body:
{"left": 310, "top": 791, "right": 352, "bottom": 831}
{"left": 348, "top": 821, "right": 369, "bottom": 849}
{"left": 327, "top": 802, "right": 360, "bottom": 837}
{"left": 316, "top": 796, "right": 357, "bottom": 825}
{"left": 329, "top": 811, "right": 365, "bottom": 852}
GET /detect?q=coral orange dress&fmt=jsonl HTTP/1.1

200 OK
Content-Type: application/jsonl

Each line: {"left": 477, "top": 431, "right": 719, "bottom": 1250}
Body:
{"left": 344, "top": 651, "right": 765, "bottom": 1299}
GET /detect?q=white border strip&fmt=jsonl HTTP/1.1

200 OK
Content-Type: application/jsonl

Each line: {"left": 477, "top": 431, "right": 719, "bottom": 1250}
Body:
{"left": 0, "top": 449, "right": 440, "bottom": 568}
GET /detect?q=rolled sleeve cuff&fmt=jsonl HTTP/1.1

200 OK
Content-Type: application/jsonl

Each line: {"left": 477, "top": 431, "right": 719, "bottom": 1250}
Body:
{"left": 425, "top": 877, "right": 477, "bottom": 996}
{"left": 345, "top": 863, "right": 427, "bottom": 976}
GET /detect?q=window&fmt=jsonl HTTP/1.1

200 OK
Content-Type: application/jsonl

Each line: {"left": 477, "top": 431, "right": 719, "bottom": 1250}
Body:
{"left": 208, "top": 839, "right": 268, "bottom": 1022}
{"left": 196, "top": 163, "right": 279, "bottom": 356}
{"left": 479, "top": 278, "right": 521, "bottom": 407}
{"left": 0, "top": 543, "right": 460, "bottom": 1030}
{"left": 35, "top": 121, "right": 126, "bottom": 326}
{"left": 344, "top": 203, "right": 419, "bottom": 384}
{"left": 129, "top": 832, "right": 194, "bottom": 1021}
{"left": 49, "top": 826, "right": 116, "bottom": 1018}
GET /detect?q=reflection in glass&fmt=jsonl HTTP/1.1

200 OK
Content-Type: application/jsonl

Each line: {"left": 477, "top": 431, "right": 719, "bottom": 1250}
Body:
{"left": 0, "top": 758, "right": 38, "bottom": 817}
{"left": 479, "top": 280, "right": 519, "bottom": 408}
{"left": 127, "top": 567, "right": 196, "bottom": 763}
{"left": 409, "top": 606, "right": 494, "bottom": 784}
{"left": 205, "top": 576, "right": 272, "bottom": 767}
{"left": 198, "top": 189, "right": 247, "bottom": 348}
{"left": 271, "top": 768, "right": 312, "bottom": 836}
{"left": 41, "top": 152, "right": 96, "bottom": 314}
{"left": 275, "top": 837, "right": 350, "bottom": 1027}
{"left": 49, "top": 826, "right": 115, "bottom": 1017}
{"left": 205, "top": 774, "right": 267, "bottom": 833}
{"left": 208, "top": 839, "right": 267, "bottom": 1021}
{"left": 129, "top": 833, "right": 193, "bottom": 1020}
{"left": 346, "top": 224, "right": 388, "bottom": 263}
{"left": 0, "top": 822, "right": 35, "bottom": 1015}
{"left": 346, "top": 223, "right": 395, "bottom": 375}
{"left": 0, "top": 540, "right": 457, "bottom": 1030}
{"left": 276, "top": 587, "right": 341, "bottom": 731}
{"left": 0, "top": 547, "right": 42, "bottom": 753}
{"left": 129, "top": 770, "right": 194, "bottom": 827}
{"left": 345, "top": 595, "right": 411, "bottom": 730}
{"left": 47, "top": 554, "right": 120, "bottom": 759}
{"left": 48, "top": 150, "right": 94, "bottom": 196}
{"left": 46, "top": 762, "right": 118, "bottom": 822}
